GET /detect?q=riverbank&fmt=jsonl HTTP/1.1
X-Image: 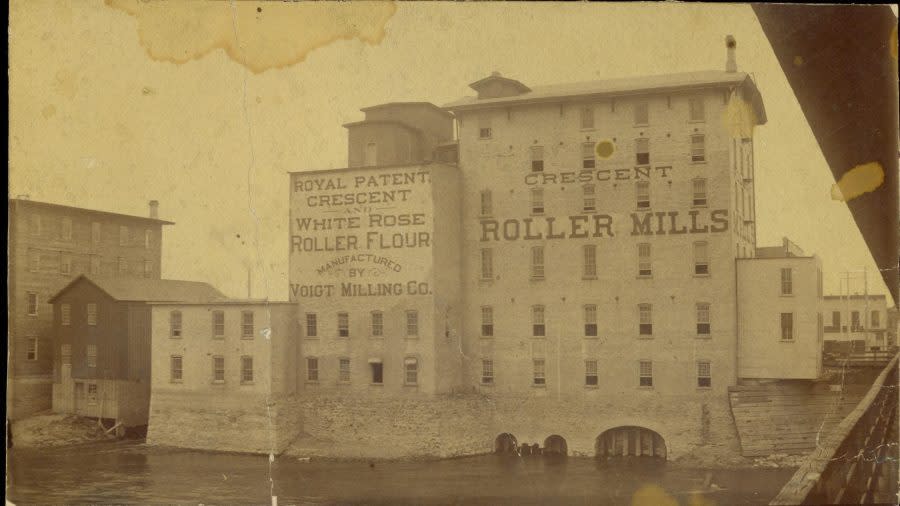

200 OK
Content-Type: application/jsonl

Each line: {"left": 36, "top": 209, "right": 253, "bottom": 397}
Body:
{"left": 10, "top": 413, "right": 114, "bottom": 448}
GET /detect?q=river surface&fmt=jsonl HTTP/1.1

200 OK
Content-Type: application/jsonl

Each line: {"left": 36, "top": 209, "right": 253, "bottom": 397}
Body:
{"left": 7, "top": 441, "right": 795, "bottom": 505}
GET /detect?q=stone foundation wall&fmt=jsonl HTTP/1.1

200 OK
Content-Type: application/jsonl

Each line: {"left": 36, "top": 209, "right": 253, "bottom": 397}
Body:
{"left": 7, "top": 377, "right": 53, "bottom": 420}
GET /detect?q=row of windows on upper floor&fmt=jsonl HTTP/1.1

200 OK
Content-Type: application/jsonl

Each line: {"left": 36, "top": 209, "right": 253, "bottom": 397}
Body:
{"left": 27, "top": 250, "right": 154, "bottom": 278}
{"left": 473, "top": 96, "right": 713, "bottom": 141}
{"left": 303, "top": 311, "right": 420, "bottom": 339}
{"left": 167, "top": 310, "right": 259, "bottom": 339}
{"left": 167, "top": 355, "right": 256, "bottom": 385}
{"left": 824, "top": 310, "right": 883, "bottom": 332}
{"left": 478, "top": 177, "right": 719, "bottom": 216}
{"left": 26, "top": 215, "right": 154, "bottom": 248}
{"left": 304, "top": 356, "right": 420, "bottom": 386}
{"left": 474, "top": 358, "right": 714, "bottom": 389}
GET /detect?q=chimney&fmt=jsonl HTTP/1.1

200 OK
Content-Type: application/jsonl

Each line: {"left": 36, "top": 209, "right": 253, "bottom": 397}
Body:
{"left": 148, "top": 200, "right": 159, "bottom": 219}
{"left": 725, "top": 35, "right": 737, "bottom": 73}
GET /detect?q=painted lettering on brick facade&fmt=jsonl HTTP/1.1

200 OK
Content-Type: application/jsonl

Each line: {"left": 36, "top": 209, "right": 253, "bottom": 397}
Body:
{"left": 523, "top": 166, "right": 671, "bottom": 186}
{"left": 290, "top": 280, "right": 431, "bottom": 299}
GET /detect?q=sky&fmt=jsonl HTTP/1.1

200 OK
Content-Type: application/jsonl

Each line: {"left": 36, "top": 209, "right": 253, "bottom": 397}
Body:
{"left": 8, "top": 2, "right": 895, "bottom": 304}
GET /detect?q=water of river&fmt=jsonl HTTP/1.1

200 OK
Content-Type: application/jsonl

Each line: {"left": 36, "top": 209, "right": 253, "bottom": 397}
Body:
{"left": 7, "top": 441, "right": 795, "bottom": 505}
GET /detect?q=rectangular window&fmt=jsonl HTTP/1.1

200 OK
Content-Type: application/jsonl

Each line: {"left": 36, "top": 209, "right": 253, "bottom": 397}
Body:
{"left": 404, "top": 357, "right": 418, "bottom": 385}
{"left": 337, "top": 312, "right": 349, "bottom": 337}
{"left": 691, "top": 134, "right": 706, "bottom": 162}
{"left": 61, "top": 344, "right": 72, "bottom": 365}
{"left": 635, "top": 138, "right": 650, "bottom": 165}
{"left": 30, "top": 214, "right": 42, "bottom": 236}
{"left": 241, "top": 356, "right": 254, "bottom": 384}
{"left": 872, "top": 311, "right": 880, "bottom": 328}
{"left": 634, "top": 102, "right": 649, "bottom": 125}
{"left": 636, "top": 181, "right": 650, "bottom": 209}
{"left": 61, "top": 304, "right": 71, "bottom": 326}
{"left": 85, "top": 303, "right": 98, "bottom": 326}
{"left": 406, "top": 310, "right": 419, "bottom": 337}
{"left": 86, "top": 344, "right": 97, "bottom": 368}
{"left": 143, "top": 260, "right": 152, "bottom": 278}
{"left": 370, "top": 362, "right": 383, "bottom": 384}
{"left": 305, "top": 313, "right": 318, "bottom": 338}
{"left": 241, "top": 311, "right": 254, "bottom": 339}
{"left": 61, "top": 217, "right": 73, "bottom": 241}
{"left": 830, "top": 311, "right": 841, "bottom": 331}
{"left": 697, "top": 303, "right": 711, "bottom": 336}
{"left": 27, "top": 292, "right": 38, "bottom": 316}
{"left": 478, "top": 115, "right": 492, "bottom": 139}
{"left": 583, "top": 244, "right": 597, "bottom": 278}
{"left": 851, "top": 311, "right": 861, "bottom": 331}
{"left": 584, "top": 304, "right": 598, "bottom": 337}
{"left": 530, "top": 146, "right": 544, "bottom": 172}
{"left": 532, "top": 305, "right": 546, "bottom": 337}
{"left": 26, "top": 338, "right": 38, "bottom": 361}
{"left": 639, "top": 360, "right": 653, "bottom": 387}
{"left": 144, "top": 230, "right": 152, "bottom": 249}
{"left": 531, "top": 246, "right": 545, "bottom": 279}
{"left": 638, "top": 243, "right": 652, "bottom": 277}
{"left": 91, "top": 222, "right": 101, "bottom": 245}
{"left": 692, "top": 178, "right": 708, "bottom": 206}
{"left": 580, "top": 106, "right": 594, "bottom": 129}
{"left": 90, "top": 256, "right": 101, "bottom": 275}
{"left": 212, "top": 311, "right": 225, "bottom": 339}
{"left": 480, "top": 190, "right": 493, "bottom": 216}
{"left": 119, "top": 225, "right": 129, "bottom": 246}
{"left": 60, "top": 254, "right": 72, "bottom": 275}
{"left": 170, "top": 356, "right": 183, "bottom": 382}
{"left": 781, "top": 313, "right": 794, "bottom": 340}
{"left": 481, "top": 359, "right": 494, "bottom": 384}
{"left": 694, "top": 241, "right": 709, "bottom": 275}
{"left": 582, "top": 142, "right": 596, "bottom": 169}
{"left": 212, "top": 356, "right": 225, "bottom": 383}
{"left": 697, "top": 361, "right": 711, "bottom": 388}
{"left": 307, "top": 357, "right": 319, "bottom": 381}
{"left": 533, "top": 359, "right": 546, "bottom": 385}
{"left": 481, "top": 306, "right": 494, "bottom": 337}
{"left": 585, "top": 360, "right": 598, "bottom": 386}
{"left": 371, "top": 311, "right": 383, "bottom": 337}
{"left": 689, "top": 97, "right": 706, "bottom": 122}
{"left": 780, "top": 268, "right": 793, "bottom": 295}
{"left": 583, "top": 184, "right": 596, "bottom": 213}
{"left": 170, "top": 311, "right": 182, "bottom": 338}
{"left": 117, "top": 257, "right": 127, "bottom": 275}
{"left": 339, "top": 358, "right": 351, "bottom": 382}
{"left": 531, "top": 187, "right": 544, "bottom": 215}
{"left": 639, "top": 304, "right": 652, "bottom": 336}
{"left": 480, "top": 248, "right": 493, "bottom": 280}
{"left": 87, "top": 384, "right": 98, "bottom": 404}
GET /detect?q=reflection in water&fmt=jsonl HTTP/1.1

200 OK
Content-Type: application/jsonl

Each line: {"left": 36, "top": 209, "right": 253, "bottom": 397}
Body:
{"left": 8, "top": 441, "right": 795, "bottom": 505}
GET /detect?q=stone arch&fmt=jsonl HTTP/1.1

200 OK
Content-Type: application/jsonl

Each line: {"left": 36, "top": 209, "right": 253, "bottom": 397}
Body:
{"left": 595, "top": 426, "right": 666, "bottom": 459}
{"left": 543, "top": 434, "right": 568, "bottom": 456}
{"left": 494, "top": 433, "right": 518, "bottom": 455}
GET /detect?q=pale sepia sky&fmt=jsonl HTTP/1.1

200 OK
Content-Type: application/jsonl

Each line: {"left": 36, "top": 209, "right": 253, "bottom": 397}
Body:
{"left": 8, "top": 1, "right": 895, "bottom": 304}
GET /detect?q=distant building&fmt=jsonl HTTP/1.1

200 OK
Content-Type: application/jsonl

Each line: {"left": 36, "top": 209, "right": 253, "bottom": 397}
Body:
{"left": 48, "top": 275, "right": 224, "bottom": 427}
{"left": 822, "top": 294, "right": 890, "bottom": 352}
{"left": 7, "top": 198, "right": 172, "bottom": 420}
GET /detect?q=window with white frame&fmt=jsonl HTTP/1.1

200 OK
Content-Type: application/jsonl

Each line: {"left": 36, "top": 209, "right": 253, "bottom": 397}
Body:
{"left": 697, "top": 303, "right": 711, "bottom": 336}
{"left": 212, "top": 310, "right": 225, "bottom": 339}
{"left": 583, "top": 184, "right": 596, "bottom": 213}
{"left": 583, "top": 244, "right": 597, "bottom": 278}
{"left": 639, "top": 360, "right": 653, "bottom": 387}
{"left": 404, "top": 357, "right": 418, "bottom": 385}
{"left": 638, "top": 243, "right": 652, "bottom": 277}
{"left": 86, "top": 344, "right": 97, "bottom": 368}
{"left": 406, "top": 310, "right": 419, "bottom": 337}
{"left": 479, "top": 115, "right": 492, "bottom": 139}
{"left": 634, "top": 102, "right": 649, "bottom": 125}
{"left": 27, "top": 292, "right": 38, "bottom": 316}
{"left": 119, "top": 225, "right": 129, "bottom": 246}
{"left": 781, "top": 313, "right": 794, "bottom": 340}
{"left": 481, "top": 306, "right": 494, "bottom": 337}
{"left": 580, "top": 106, "right": 594, "bottom": 129}
{"left": 693, "top": 241, "right": 709, "bottom": 275}
{"left": 212, "top": 356, "right": 225, "bottom": 383}
{"left": 307, "top": 357, "right": 319, "bottom": 381}
{"left": 480, "top": 190, "right": 493, "bottom": 216}
{"left": 635, "top": 138, "right": 650, "bottom": 166}
{"left": 87, "top": 303, "right": 98, "bottom": 326}
{"left": 689, "top": 97, "right": 706, "bottom": 122}
{"left": 531, "top": 246, "right": 545, "bottom": 279}
{"left": 582, "top": 142, "right": 596, "bottom": 169}
{"left": 170, "top": 355, "right": 183, "bottom": 382}
{"left": 26, "top": 337, "right": 38, "bottom": 361}
{"left": 691, "top": 134, "right": 706, "bottom": 162}
{"left": 530, "top": 145, "right": 544, "bottom": 172}
{"left": 87, "top": 384, "right": 98, "bottom": 404}
{"left": 61, "top": 303, "right": 71, "bottom": 326}
{"left": 692, "top": 178, "right": 708, "bottom": 206}
{"left": 306, "top": 313, "right": 317, "bottom": 337}
{"left": 639, "top": 304, "right": 652, "bottom": 336}
{"left": 696, "top": 361, "right": 712, "bottom": 388}
{"left": 532, "top": 305, "right": 546, "bottom": 337}
{"left": 61, "top": 217, "right": 73, "bottom": 241}
{"left": 636, "top": 181, "right": 650, "bottom": 209}
{"left": 241, "top": 311, "right": 254, "bottom": 338}
{"left": 371, "top": 311, "right": 384, "bottom": 337}
{"left": 584, "top": 304, "right": 598, "bottom": 337}
{"left": 481, "top": 359, "right": 494, "bottom": 384}
{"left": 533, "top": 359, "right": 546, "bottom": 385}
{"left": 170, "top": 310, "right": 182, "bottom": 338}
{"left": 339, "top": 358, "right": 351, "bottom": 382}
{"left": 585, "top": 360, "right": 598, "bottom": 386}
{"left": 337, "top": 312, "right": 349, "bottom": 337}
{"left": 531, "top": 187, "right": 544, "bottom": 215}
{"left": 241, "top": 356, "right": 254, "bottom": 384}
{"left": 780, "top": 268, "right": 793, "bottom": 295}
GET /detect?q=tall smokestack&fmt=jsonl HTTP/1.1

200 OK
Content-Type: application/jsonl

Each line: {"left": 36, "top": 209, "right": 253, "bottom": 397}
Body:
{"left": 148, "top": 200, "right": 159, "bottom": 219}
{"left": 725, "top": 35, "right": 737, "bottom": 73}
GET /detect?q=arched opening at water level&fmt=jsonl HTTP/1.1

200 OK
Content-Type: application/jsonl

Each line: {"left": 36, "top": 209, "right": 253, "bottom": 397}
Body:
{"left": 494, "top": 433, "right": 519, "bottom": 455}
{"left": 543, "top": 435, "right": 568, "bottom": 456}
{"left": 595, "top": 426, "right": 666, "bottom": 460}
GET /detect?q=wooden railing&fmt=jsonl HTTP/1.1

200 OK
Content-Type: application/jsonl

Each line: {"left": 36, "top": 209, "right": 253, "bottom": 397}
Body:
{"left": 823, "top": 349, "right": 897, "bottom": 368}
{"left": 771, "top": 353, "right": 898, "bottom": 505}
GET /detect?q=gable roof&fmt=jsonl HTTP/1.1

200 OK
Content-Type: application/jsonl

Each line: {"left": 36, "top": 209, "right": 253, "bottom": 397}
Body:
{"left": 48, "top": 275, "right": 226, "bottom": 304}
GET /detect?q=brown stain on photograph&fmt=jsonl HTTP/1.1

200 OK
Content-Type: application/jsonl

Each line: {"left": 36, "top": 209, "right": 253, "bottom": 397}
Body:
{"left": 830, "top": 161, "right": 885, "bottom": 202}
{"left": 104, "top": 0, "right": 398, "bottom": 74}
